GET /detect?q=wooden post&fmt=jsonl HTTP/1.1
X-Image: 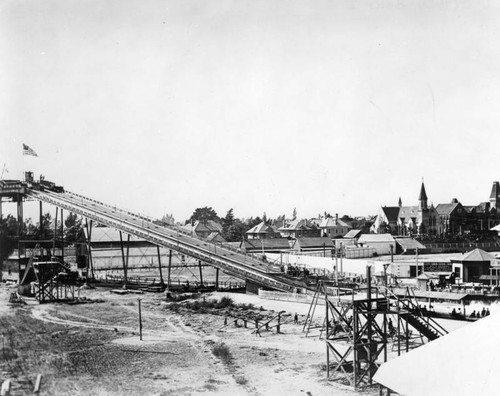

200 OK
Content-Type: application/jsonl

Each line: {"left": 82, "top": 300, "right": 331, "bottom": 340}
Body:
{"left": 156, "top": 245, "right": 164, "bottom": 285}
{"left": 198, "top": 260, "right": 204, "bottom": 286}
{"left": 383, "top": 314, "right": 387, "bottom": 362}
{"left": 34, "top": 374, "right": 42, "bottom": 394}
{"left": 215, "top": 268, "right": 219, "bottom": 291}
{"left": 340, "top": 242, "right": 343, "bottom": 275}
{"left": 167, "top": 250, "right": 172, "bottom": 290}
{"left": 125, "top": 234, "right": 130, "bottom": 288}
{"left": 277, "top": 312, "right": 281, "bottom": 333}
{"left": 138, "top": 299, "right": 143, "bottom": 341}
{"left": 39, "top": 201, "right": 43, "bottom": 239}
{"left": 1, "top": 379, "right": 11, "bottom": 396}
{"left": 405, "top": 315, "right": 409, "bottom": 352}
{"left": 119, "top": 231, "right": 126, "bottom": 285}
{"left": 326, "top": 284, "right": 330, "bottom": 379}
{"left": 397, "top": 310, "right": 401, "bottom": 356}
{"left": 53, "top": 207, "right": 58, "bottom": 252}
{"left": 60, "top": 209, "right": 64, "bottom": 265}
{"left": 85, "top": 219, "right": 93, "bottom": 282}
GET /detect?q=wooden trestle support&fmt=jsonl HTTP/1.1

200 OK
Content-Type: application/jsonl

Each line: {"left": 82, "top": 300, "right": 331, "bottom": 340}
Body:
{"left": 33, "top": 261, "right": 77, "bottom": 304}
{"left": 323, "top": 268, "right": 448, "bottom": 390}
{"left": 325, "top": 289, "right": 390, "bottom": 389}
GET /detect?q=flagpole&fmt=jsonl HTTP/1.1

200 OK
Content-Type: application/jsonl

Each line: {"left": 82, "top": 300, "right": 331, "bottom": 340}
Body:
{"left": 22, "top": 146, "right": 25, "bottom": 180}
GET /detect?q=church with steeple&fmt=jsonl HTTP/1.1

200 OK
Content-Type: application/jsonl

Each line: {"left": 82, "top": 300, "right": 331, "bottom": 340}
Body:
{"left": 371, "top": 180, "right": 441, "bottom": 235}
{"left": 372, "top": 180, "right": 500, "bottom": 235}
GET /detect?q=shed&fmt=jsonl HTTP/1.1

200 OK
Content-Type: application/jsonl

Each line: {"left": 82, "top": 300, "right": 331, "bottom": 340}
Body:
{"left": 394, "top": 237, "right": 427, "bottom": 255}
{"left": 357, "top": 234, "right": 396, "bottom": 255}
{"left": 240, "top": 238, "right": 291, "bottom": 254}
{"left": 292, "top": 237, "right": 334, "bottom": 254}
{"left": 416, "top": 272, "right": 435, "bottom": 290}
{"left": 450, "top": 248, "right": 495, "bottom": 283}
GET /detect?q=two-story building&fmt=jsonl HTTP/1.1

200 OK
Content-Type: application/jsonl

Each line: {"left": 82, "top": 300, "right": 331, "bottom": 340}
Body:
{"left": 319, "top": 214, "right": 350, "bottom": 238}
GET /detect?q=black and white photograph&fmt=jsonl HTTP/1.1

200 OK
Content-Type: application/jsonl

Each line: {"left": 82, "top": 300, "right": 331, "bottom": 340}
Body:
{"left": 1, "top": 0, "right": 500, "bottom": 395}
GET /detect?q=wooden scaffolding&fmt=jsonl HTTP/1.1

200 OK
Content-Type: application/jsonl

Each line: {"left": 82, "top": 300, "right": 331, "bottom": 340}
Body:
{"left": 33, "top": 261, "right": 77, "bottom": 303}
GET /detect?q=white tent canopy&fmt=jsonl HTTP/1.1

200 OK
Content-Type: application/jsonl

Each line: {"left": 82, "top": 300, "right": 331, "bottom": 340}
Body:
{"left": 374, "top": 313, "right": 500, "bottom": 396}
{"left": 266, "top": 253, "right": 389, "bottom": 276}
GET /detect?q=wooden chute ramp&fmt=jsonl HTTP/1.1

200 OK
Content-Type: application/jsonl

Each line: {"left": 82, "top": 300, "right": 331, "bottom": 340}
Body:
{"left": 25, "top": 188, "right": 310, "bottom": 293}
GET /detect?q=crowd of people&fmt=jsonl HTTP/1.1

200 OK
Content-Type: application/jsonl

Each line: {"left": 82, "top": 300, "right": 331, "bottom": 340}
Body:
{"left": 280, "top": 265, "right": 310, "bottom": 278}
{"left": 467, "top": 307, "right": 490, "bottom": 318}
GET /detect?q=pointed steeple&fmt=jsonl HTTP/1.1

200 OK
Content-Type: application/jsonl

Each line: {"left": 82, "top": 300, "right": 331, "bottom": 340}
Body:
{"left": 398, "top": 197, "right": 402, "bottom": 207}
{"left": 418, "top": 179, "right": 428, "bottom": 210}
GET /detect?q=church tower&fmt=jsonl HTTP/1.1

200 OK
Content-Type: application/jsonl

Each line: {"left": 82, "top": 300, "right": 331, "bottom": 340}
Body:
{"left": 490, "top": 181, "right": 500, "bottom": 210}
{"left": 418, "top": 181, "right": 428, "bottom": 210}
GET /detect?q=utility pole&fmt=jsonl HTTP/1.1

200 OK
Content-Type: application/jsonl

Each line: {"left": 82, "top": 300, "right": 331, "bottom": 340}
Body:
{"left": 138, "top": 298, "right": 143, "bottom": 341}
{"left": 340, "top": 242, "right": 343, "bottom": 276}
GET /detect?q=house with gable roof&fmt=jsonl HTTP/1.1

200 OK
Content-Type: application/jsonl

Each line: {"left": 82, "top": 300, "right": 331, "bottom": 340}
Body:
{"left": 181, "top": 220, "right": 224, "bottom": 240}
{"left": 245, "top": 221, "right": 280, "bottom": 240}
{"left": 436, "top": 198, "right": 468, "bottom": 235}
{"left": 371, "top": 206, "right": 400, "bottom": 234}
{"left": 319, "top": 214, "right": 351, "bottom": 238}
{"left": 278, "top": 219, "right": 321, "bottom": 239}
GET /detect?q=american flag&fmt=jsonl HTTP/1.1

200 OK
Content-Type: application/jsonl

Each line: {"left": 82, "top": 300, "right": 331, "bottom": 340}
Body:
{"left": 22, "top": 143, "right": 38, "bottom": 157}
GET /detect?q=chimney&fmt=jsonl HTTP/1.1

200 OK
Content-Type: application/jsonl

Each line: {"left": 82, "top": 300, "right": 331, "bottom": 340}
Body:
{"left": 490, "top": 181, "right": 500, "bottom": 209}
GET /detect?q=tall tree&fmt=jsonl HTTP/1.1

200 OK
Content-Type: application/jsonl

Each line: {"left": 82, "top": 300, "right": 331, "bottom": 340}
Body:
{"left": 0, "top": 215, "right": 19, "bottom": 265}
{"left": 222, "top": 209, "right": 235, "bottom": 239}
{"left": 188, "top": 207, "right": 219, "bottom": 224}
{"left": 160, "top": 213, "right": 175, "bottom": 225}
{"left": 227, "top": 219, "right": 247, "bottom": 242}
{"left": 247, "top": 216, "right": 262, "bottom": 229}
{"left": 35, "top": 212, "right": 54, "bottom": 240}
{"left": 64, "top": 213, "right": 83, "bottom": 244}
{"left": 292, "top": 208, "right": 297, "bottom": 220}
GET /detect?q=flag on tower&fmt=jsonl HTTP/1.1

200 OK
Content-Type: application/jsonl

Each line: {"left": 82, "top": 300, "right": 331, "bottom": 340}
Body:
{"left": 22, "top": 144, "right": 38, "bottom": 157}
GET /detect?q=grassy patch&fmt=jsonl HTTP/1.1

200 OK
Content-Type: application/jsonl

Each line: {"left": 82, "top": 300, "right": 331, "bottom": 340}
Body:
{"left": 215, "top": 296, "right": 234, "bottom": 309}
{"left": 235, "top": 375, "right": 248, "bottom": 385}
{"left": 237, "top": 302, "right": 255, "bottom": 310}
{"left": 165, "top": 296, "right": 235, "bottom": 312}
{"left": 212, "top": 342, "right": 232, "bottom": 365}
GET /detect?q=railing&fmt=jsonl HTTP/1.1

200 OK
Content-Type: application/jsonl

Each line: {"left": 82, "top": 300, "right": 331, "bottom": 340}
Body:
{"left": 76, "top": 189, "right": 279, "bottom": 268}
{"left": 27, "top": 189, "right": 300, "bottom": 293}
{"left": 378, "top": 285, "right": 448, "bottom": 338}
{"left": 104, "top": 273, "right": 245, "bottom": 289}
{"left": 68, "top": 189, "right": 273, "bottom": 269}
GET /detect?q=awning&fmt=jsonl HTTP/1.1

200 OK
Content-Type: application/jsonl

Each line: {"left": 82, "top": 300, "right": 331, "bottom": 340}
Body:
{"left": 374, "top": 313, "right": 500, "bottom": 395}
{"left": 391, "top": 288, "right": 468, "bottom": 301}
{"left": 417, "top": 272, "right": 451, "bottom": 279}
{"left": 479, "top": 275, "right": 500, "bottom": 280}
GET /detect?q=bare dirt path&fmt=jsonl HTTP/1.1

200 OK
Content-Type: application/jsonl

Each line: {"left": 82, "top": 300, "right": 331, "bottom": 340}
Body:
{"left": 1, "top": 285, "right": 365, "bottom": 395}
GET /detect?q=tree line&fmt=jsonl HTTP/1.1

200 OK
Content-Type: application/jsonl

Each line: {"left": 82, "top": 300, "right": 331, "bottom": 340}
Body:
{"left": 0, "top": 212, "right": 83, "bottom": 264}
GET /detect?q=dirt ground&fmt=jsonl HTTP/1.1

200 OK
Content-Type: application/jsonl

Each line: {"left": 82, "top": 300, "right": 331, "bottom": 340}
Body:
{"left": 0, "top": 283, "right": 379, "bottom": 396}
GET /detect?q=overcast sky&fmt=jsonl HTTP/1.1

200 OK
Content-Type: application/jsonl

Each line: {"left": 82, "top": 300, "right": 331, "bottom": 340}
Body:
{"left": 1, "top": 0, "right": 500, "bottom": 222}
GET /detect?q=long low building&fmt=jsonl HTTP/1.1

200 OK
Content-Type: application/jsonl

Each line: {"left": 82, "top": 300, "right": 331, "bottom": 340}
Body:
{"left": 357, "top": 234, "right": 396, "bottom": 255}
{"left": 240, "top": 238, "right": 292, "bottom": 254}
